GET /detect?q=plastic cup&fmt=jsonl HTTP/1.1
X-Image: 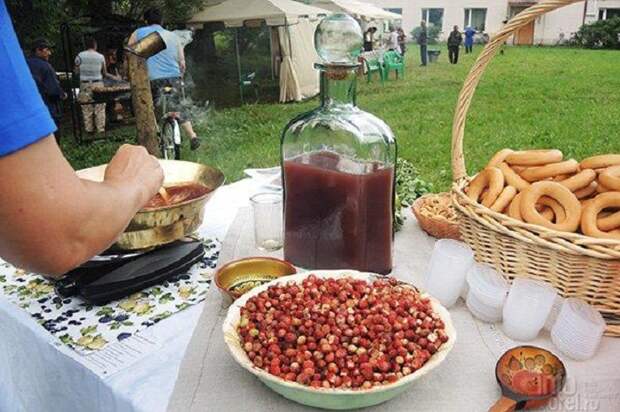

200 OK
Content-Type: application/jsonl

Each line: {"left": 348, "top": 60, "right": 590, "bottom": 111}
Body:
{"left": 502, "top": 278, "right": 557, "bottom": 341}
{"left": 250, "top": 192, "right": 283, "bottom": 251}
{"left": 466, "top": 263, "right": 509, "bottom": 323}
{"left": 544, "top": 295, "right": 565, "bottom": 332}
{"left": 550, "top": 298, "right": 605, "bottom": 361}
{"left": 425, "top": 239, "right": 474, "bottom": 307}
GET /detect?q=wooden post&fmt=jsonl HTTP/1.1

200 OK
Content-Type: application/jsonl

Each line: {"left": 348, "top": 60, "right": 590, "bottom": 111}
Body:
{"left": 127, "top": 52, "right": 159, "bottom": 156}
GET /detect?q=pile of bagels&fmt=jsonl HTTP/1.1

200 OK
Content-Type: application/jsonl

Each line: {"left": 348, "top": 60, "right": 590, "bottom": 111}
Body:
{"left": 465, "top": 149, "right": 620, "bottom": 240}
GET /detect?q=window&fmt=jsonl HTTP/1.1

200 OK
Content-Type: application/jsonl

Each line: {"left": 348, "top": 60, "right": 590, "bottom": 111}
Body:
{"left": 422, "top": 8, "right": 444, "bottom": 29}
{"left": 599, "top": 8, "right": 620, "bottom": 20}
{"left": 465, "top": 8, "right": 487, "bottom": 31}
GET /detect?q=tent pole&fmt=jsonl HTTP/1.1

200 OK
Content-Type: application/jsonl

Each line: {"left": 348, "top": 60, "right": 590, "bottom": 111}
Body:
{"left": 269, "top": 27, "right": 275, "bottom": 81}
{"left": 235, "top": 28, "right": 243, "bottom": 103}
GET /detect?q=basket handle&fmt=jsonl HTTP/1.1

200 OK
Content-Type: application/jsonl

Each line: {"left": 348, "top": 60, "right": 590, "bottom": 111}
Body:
{"left": 451, "top": 0, "right": 584, "bottom": 182}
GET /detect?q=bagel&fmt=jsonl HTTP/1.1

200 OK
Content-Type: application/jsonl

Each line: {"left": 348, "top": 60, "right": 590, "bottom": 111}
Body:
{"left": 505, "top": 149, "right": 563, "bottom": 167}
{"left": 497, "top": 163, "right": 530, "bottom": 191}
{"left": 581, "top": 193, "right": 620, "bottom": 240}
{"left": 520, "top": 182, "right": 582, "bottom": 232}
{"left": 487, "top": 149, "right": 514, "bottom": 168}
{"left": 467, "top": 167, "right": 505, "bottom": 208}
{"left": 508, "top": 192, "right": 523, "bottom": 220}
{"left": 490, "top": 186, "right": 517, "bottom": 212}
{"left": 552, "top": 174, "right": 572, "bottom": 182}
{"left": 574, "top": 182, "right": 598, "bottom": 199}
{"left": 520, "top": 160, "right": 579, "bottom": 183}
{"left": 599, "top": 210, "right": 620, "bottom": 232}
{"left": 599, "top": 165, "right": 620, "bottom": 191}
{"left": 580, "top": 154, "right": 620, "bottom": 170}
{"left": 557, "top": 169, "right": 597, "bottom": 192}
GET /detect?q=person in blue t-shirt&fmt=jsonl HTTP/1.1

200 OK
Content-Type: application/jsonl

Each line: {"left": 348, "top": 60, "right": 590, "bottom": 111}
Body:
{"left": 0, "top": 1, "right": 164, "bottom": 278}
{"left": 129, "top": 8, "right": 202, "bottom": 151}
{"left": 464, "top": 26, "right": 476, "bottom": 54}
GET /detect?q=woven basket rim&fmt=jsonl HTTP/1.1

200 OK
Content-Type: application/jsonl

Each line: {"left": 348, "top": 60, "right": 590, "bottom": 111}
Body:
{"left": 412, "top": 193, "right": 458, "bottom": 224}
{"left": 452, "top": 179, "right": 620, "bottom": 260}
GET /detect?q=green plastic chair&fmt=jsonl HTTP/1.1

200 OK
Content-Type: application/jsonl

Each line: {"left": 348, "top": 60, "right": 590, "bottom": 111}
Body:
{"left": 383, "top": 50, "right": 405, "bottom": 80}
{"left": 363, "top": 57, "right": 385, "bottom": 84}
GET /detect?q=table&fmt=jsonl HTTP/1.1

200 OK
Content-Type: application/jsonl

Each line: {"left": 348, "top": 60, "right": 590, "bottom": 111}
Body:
{"left": 0, "top": 179, "right": 266, "bottom": 412}
{"left": 1, "top": 178, "right": 619, "bottom": 412}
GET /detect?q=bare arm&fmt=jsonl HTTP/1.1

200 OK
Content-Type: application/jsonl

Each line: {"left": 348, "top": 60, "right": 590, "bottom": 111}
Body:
{"left": 178, "top": 43, "right": 186, "bottom": 76}
{"left": 0, "top": 136, "right": 163, "bottom": 278}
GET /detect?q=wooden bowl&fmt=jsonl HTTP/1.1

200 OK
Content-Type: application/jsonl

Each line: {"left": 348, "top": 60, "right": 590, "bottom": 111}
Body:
{"left": 412, "top": 193, "right": 461, "bottom": 240}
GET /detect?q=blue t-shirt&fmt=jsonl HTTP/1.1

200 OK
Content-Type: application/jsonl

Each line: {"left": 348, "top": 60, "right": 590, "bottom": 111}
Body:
{"left": 0, "top": 1, "right": 56, "bottom": 157}
{"left": 465, "top": 27, "right": 476, "bottom": 45}
{"left": 135, "top": 25, "right": 181, "bottom": 81}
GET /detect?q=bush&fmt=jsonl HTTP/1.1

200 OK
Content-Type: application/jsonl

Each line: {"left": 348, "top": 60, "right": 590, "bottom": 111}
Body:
{"left": 572, "top": 17, "right": 620, "bottom": 49}
{"left": 411, "top": 25, "right": 441, "bottom": 45}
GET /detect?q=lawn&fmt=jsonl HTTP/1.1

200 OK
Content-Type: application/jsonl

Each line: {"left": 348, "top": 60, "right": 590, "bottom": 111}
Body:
{"left": 61, "top": 46, "right": 620, "bottom": 191}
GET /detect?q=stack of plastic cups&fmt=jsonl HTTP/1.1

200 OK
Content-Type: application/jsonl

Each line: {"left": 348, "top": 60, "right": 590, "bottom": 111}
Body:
{"left": 465, "top": 263, "right": 510, "bottom": 323}
{"left": 425, "top": 239, "right": 474, "bottom": 308}
{"left": 503, "top": 278, "right": 557, "bottom": 341}
{"left": 544, "top": 295, "right": 565, "bottom": 332}
{"left": 550, "top": 298, "right": 606, "bottom": 361}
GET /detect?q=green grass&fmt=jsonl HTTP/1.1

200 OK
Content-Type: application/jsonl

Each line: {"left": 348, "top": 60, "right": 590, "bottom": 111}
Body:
{"left": 61, "top": 47, "right": 620, "bottom": 191}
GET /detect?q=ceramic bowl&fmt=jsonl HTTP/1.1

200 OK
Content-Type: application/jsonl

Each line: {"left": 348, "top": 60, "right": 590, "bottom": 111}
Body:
{"left": 222, "top": 270, "right": 457, "bottom": 410}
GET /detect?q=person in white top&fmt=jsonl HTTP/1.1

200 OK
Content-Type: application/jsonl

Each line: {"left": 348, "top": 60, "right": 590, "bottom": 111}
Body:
{"left": 74, "top": 37, "right": 119, "bottom": 134}
{"left": 388, "top": 27, "right": 401, "bottom": 54}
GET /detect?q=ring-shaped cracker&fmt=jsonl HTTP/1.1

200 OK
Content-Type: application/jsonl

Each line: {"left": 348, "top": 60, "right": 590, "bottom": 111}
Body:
{"left": 505, "top": 149, "right": 563, "bottom": 167}
{"left": 490, "top": 186, "right": 517, "bottom": 212}
{"left": 558, "top": 169, "right": 597, "bottom": 192}
{"left": 520, "top": 181, "right": 582, "bottom": 232}
{"left": 498, "top": 163, "right": 530, "bottom": 191}
{"left": 520, "top": 160, "right": 579, "bottom": 183}
{"left": 487, "top": 149, "right": 514, "bottom": 168}
{"left": 580, "top": 154, "right": 620, "bottom": 170}
{"left": 581, "top": 193, "right": 620, "bottom": 240}
{"left": 599, "top": 165, "right": 620, "bottom": 191}
{"left": 467, "top": 167, "right": 505, "bottom": 208}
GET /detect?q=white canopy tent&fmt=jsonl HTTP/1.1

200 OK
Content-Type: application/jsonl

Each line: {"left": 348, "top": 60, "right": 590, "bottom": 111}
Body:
{"left": 188, "top": 0, "right": 330, "bottom": 102}
{"left": 308, "top": 0, "right": 402, "bottom": 21}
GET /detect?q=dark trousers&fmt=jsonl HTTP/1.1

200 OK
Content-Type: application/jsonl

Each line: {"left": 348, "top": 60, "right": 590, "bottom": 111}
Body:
{"left": 448, "top": 46, "right": 460, "bottom": 64}
{"left": 420, "top": 44, "right": 428, "bottom": 66}
{"left": 465, "top": 44, "right": 473, "bottom": 53}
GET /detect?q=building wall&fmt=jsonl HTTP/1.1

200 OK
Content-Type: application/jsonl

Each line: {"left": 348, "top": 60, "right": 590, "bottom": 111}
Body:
{"left": 365, "top": 0, "right": 588, "bottom": 45}
{"left": 585, "top": 0, "right": 620, "bottom": 23}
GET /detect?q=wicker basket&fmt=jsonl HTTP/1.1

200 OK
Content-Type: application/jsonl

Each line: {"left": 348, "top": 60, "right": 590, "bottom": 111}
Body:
{"left": 412, "top": 193, "right": 461, "bottom": 240}
{"left": 450, "top": 0, "right": 620, "bottom": 336}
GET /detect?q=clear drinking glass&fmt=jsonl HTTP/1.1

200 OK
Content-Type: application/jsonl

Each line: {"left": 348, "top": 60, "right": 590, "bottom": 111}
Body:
{"left": 250, "top": 193, "right": 283, "bottom": 251}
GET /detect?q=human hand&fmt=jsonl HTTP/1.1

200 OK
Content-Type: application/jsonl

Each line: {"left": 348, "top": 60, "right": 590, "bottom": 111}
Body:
{"left": 104, "top": 144, "right": 164, "bottom": 207}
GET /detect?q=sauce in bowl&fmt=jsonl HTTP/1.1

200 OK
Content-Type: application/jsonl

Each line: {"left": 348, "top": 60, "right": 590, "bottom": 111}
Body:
{"left": 143, "top": 182, "right": 212, "bottom": 210}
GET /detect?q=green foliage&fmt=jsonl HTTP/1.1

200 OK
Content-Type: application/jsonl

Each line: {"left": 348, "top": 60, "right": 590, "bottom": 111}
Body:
{"left": 411, "top": 25, "right": 441, "bottom": 45}
{"left": 572, "top": 17, "right": 620, "bottom": 49}
{"left": 394, "top": 158, "right": 434, "bottom": 231}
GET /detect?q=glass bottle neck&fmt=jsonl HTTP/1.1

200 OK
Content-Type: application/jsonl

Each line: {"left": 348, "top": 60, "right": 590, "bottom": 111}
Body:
{"left": 320, "top": 67, "right": 357, "bottom": 107}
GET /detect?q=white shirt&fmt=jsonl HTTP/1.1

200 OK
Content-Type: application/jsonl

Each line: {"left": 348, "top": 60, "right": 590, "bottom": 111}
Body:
{"left": 75, "top": 50, "right": 105, "bottom": 81}
{"left": 389, "top": 31, "right": 400, "bottom": 52}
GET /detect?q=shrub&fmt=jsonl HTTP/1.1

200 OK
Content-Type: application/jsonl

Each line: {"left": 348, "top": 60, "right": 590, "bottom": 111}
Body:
{"left": 572, "top": 17, "right": 620, "bottom": 49}
{"left": 411, "top": 25, "right": 441, "bottom": 45}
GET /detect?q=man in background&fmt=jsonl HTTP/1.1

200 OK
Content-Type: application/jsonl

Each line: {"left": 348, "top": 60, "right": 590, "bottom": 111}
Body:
{"left": 388, "top": 26, "right": 400, "bottom": 54}
{"left": 417, "top": 21, "right": 428, "bottom": 66}
{"left": 129, "top": 8, "right": 202, "bottom": 151}
{"left": 26, "top": 38, "right": 66, "bottom": 142}
{"left": 75, "top": 37, "right": 119, "bottom": 135}
{"left": 464, "top": 26, "right": 476, "bottom": 54}
{"left": 447, "top": 26, "right": 463, "bottom": 64}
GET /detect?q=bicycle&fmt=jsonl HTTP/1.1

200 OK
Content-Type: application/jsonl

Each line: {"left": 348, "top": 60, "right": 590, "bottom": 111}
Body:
{"left": 158, "top": 84, "right": 183, "bottom": 160}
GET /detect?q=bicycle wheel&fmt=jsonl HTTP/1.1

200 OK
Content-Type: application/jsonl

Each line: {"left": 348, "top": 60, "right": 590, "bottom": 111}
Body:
{"left": 160, "top": 118, "right": 181, "bottom": 160}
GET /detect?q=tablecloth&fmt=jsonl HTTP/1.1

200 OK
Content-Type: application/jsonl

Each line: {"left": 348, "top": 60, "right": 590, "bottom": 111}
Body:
{"left": 168, "top": 207, "right": 620, "bottom": 412}
{"left": 0, "top": 178, "right": 267, "bottom": 412}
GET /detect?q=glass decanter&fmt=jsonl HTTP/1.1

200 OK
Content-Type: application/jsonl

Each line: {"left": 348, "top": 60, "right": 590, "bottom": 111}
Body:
{"left": 280, "top": 14, "right": 397, "bottom": 274}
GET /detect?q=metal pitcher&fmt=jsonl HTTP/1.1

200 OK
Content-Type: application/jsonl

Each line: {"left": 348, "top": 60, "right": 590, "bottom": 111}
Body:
{"left": 125, "top": 31, "right": 166, "bottom": 59}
